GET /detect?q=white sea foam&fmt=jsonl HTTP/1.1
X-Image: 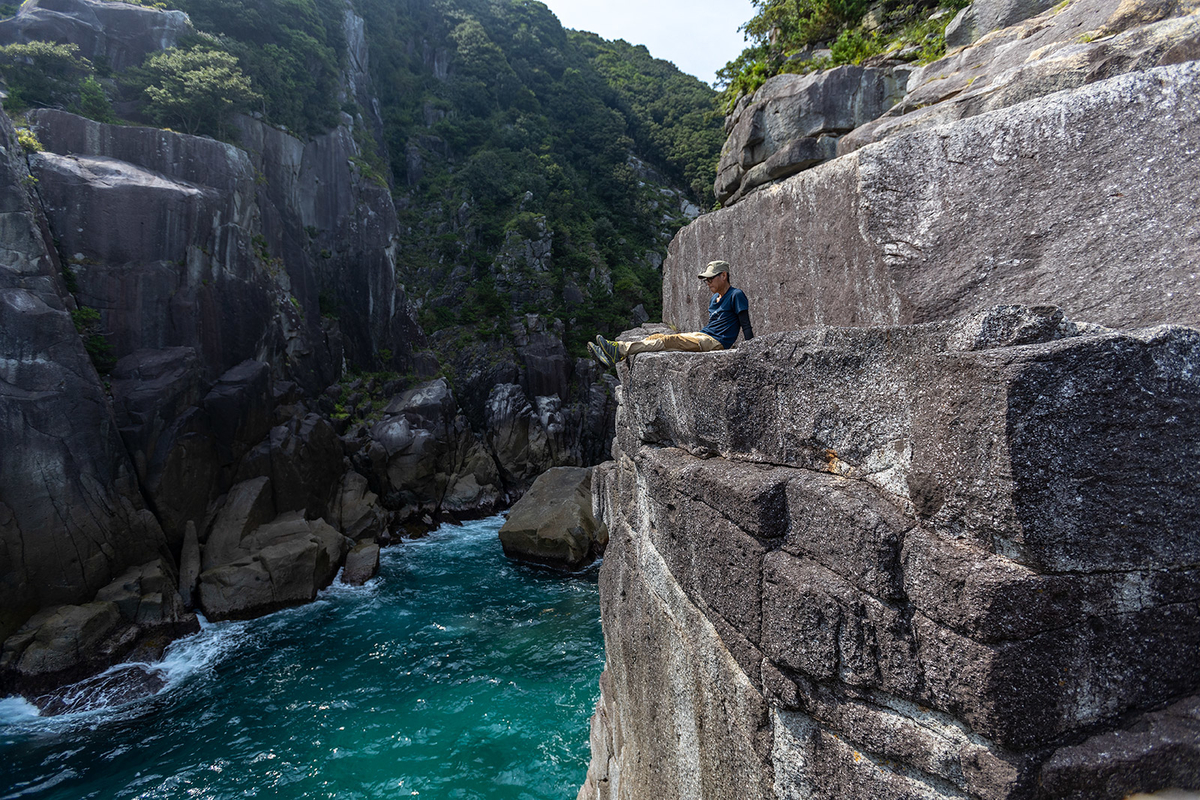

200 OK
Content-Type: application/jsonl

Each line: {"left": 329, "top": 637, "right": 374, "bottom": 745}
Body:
{"left": 0, "top": 616, "right": 254, "bottom": 729}
{"left": 0, "top": 695, "right": 40, "bottom": 724}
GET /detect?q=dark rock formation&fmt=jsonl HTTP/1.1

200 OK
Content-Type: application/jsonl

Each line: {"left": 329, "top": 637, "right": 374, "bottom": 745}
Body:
{"left": 33, "top": 663, "right": 168, "bottom": 716}
{"left": 580, "top": 307, "right": 1200, "bottom": 799}
{"left": 499, "top": 466, "right": 606, "bottom": 570}
{"left": 1, "top": 0, "right": 432, "bottom": 701}
{"left": 341, "top": 542, "right": 381, "bottom": 586}
{"left": 0, "top": 104, "right": 169, "bottom": 650}
{"left": 197, "top": 511, "right": 351, "bottom": 621}
{"left": 715, "top": 65, "right": 906, "bottom": 205}
{"left": 0, "top": 0, "right": 192, "bottom": 72}
{"left": 0, "top": 559, "right": 198, "bottom": 697}
{"left": 669, "top": 61, "right": 1200, "bottom": 336}
{"left": 356, "top": 378, "right": 504, "bottom": 521}
{"left": 329, "top": 471, "right": 387, "bottom": 542}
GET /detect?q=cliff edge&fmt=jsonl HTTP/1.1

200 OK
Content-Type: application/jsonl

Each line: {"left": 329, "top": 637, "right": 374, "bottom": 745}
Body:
{"left": 580, "top": 17, "right": 1200, "bottom": 800}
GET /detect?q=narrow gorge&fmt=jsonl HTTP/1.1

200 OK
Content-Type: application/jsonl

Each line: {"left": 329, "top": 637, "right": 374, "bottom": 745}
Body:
{"left": 0, "top": 0, "right": 1198, "bottom": 796}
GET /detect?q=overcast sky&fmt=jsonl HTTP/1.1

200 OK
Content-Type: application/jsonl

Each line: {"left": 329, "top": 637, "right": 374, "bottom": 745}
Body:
{"left": 537, "top": 0, "right": 757, "bottom": 86}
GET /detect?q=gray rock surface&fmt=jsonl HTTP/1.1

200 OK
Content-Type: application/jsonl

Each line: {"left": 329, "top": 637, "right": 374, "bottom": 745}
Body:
{"left": 197, "top": 511, "right": 351, "bottom": 621}
{"left": 359, "top": 378, "right": 504, "bottom": 521}
{"left": 715, "top": 66, "right": 904, "bottom": 205}
{"left": 0, "top": 8, "right": 427, "bottom": 700}
{"left": 498, "top": 466, "right": 606, "bottom": 570}
{"left": 341, "top": 542, "right": 381, "bottom": 586}
{"left": 0, "top": 0, "right": 192, "bottom": 72}
{"left": 1037, "top": 696, "right": 1200, "bottom": 799}
{"left": 328, "top": 471, "right": 387, "bottom": 542}
{"left": 944, "top": 0, "right": 1061, "bottom": 49}
{"left": 668, "top": 61, "right": 1200, "bottom": 336}
{"left": 840, "top": 0, "right": 1200, "bottom": 154}
{"left": 0, "top": 107, "right": 169, "bottom": 648}
{"left": 0, "top": 558, "right": 198, "bottom": 695}
{"left": 580, "top": 307, "right": 1200, "bottom": 799}
{"left": 485, "top": 382, "right": 557, "bottom": 490}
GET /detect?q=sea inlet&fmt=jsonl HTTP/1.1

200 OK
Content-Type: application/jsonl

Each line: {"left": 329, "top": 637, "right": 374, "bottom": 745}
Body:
{"left": 0, "top": 516, "right": 604, "bottom": 799}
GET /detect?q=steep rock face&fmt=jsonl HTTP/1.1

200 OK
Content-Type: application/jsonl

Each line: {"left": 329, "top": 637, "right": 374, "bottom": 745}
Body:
{"left": 0, "top": 107, "right": 167, "bottom": 647}
{"left": 28, "top": 110, "right": 307, "bottom": 383}
{"left": 0, "top": 0, "right": 192, "bottom": 72}
{"left": 715, "top": 66, "right": 907, "bottom": 205}
{"left": 0, "top": 0, "right": 431, "bottom": 699}
{"left": 842, "top": 0, "right": 1200, "bottom": 153}
{"left": 234, "top": 114, "right": 421, "bottom": 374}
{"left": 668, "top": 61, "right": 1200, "bottom": 335}
{"left": 27, "top": 107, "right": 421, "bottom": 387}
{"left": 581, "top": 308, "right": 1200, "bottom": 799}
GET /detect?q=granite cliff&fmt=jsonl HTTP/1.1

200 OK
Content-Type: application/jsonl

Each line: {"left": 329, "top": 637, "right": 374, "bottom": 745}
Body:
{"left": 580, "top": 0, "right": 1200, "bottom": 796}
{"left": 0, "top": 0, "right": 626, "bottom": 703}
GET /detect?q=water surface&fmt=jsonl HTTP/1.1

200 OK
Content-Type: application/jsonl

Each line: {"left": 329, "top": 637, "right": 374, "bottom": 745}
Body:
{"left": 0, "top": 516, "right": 604, "bottom": 799}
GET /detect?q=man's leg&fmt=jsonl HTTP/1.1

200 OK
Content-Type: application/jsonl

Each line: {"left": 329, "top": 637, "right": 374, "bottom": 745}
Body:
{"left": 621, "top": 332, "right": 722, "bottom": 357}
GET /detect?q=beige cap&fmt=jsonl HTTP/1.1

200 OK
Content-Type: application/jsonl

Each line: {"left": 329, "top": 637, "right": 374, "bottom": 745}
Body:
{"left": 698, "top": 260, "right": 729, "bottom": 279}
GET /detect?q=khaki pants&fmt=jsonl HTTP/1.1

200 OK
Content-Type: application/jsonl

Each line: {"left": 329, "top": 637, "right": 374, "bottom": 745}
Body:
{"left": 618, "top": 332, "right": 723, "bottom": 358}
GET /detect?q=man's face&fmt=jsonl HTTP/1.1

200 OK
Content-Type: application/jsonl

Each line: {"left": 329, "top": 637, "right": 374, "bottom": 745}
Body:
{"left": 703, "top": 271, "right": 730, "bottom": 295}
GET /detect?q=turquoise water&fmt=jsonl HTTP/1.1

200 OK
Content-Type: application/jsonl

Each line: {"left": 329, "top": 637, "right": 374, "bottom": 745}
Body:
{"left": 0, "top": 516, "right": 604, "bottom": 799}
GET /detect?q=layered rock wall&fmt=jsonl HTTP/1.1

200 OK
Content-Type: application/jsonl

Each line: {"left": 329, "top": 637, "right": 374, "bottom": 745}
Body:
{"left": 587, "top": 26, "right": 1200, "bottom": 800}
{"left": 674, "top": 61, "right": 1200, "bottom": 335}
{"left": 582, "top": 310, "right": 1200, "bottom": 799}
{"left": 0, "top": 106, "right": 168, "bottom": 646}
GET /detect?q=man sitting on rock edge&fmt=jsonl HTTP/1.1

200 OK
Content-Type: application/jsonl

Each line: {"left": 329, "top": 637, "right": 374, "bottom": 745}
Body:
{"left": 589, "top": 260, "right": 754, "bottom": 368}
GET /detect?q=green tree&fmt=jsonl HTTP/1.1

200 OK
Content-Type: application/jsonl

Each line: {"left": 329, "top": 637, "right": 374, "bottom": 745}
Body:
{"left": 138, "top": 47, "right": 262, "bottom": 138}
{"left": 73, "top": 75, "right": 115, "bottom": 122}
{"left": 0, "top": 41, "right": 94, "bottom": 110}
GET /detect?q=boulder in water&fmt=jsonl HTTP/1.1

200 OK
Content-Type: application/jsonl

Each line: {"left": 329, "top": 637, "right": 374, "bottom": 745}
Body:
{"left": 197, "top": 512, "right": 352, "bottom": 621}
{"left": 498, "top": 467, "right": 606, "bottom": 570}
{"left": 341, "top": 542, "right": 381, "bottom": 586}
{"left": 33, "top": 663, "right": 168, "bottom": 716}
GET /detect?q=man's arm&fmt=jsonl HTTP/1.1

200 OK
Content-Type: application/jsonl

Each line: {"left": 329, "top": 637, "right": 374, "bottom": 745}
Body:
{"left": 738, "top": 308, "right": 754, "bottom": 341}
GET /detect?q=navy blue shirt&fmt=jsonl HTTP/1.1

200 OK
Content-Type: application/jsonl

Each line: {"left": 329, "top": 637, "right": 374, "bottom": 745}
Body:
{"left": 700, "top": 287, "right": 749, "bottom": 349}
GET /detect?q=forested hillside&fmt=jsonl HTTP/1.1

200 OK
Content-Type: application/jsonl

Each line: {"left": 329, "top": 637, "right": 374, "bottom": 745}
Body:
{"left": 355, "top": 0, "right": 720, "bottom": 357}
{"left": 0, "top": 0, "right": 723, "bottom": 362}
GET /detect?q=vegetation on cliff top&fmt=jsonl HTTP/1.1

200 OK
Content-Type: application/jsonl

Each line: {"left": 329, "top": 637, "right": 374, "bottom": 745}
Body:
{"left": 717, "top": 0, "right": 971, "bottom": 109}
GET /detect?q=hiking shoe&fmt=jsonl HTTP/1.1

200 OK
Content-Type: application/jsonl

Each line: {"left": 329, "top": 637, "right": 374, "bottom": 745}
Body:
{"left": 588, "top": 341, "right": 614, "bottom": 369}
{"left": 595, "top": 336, "right": 622, "bottom": 364}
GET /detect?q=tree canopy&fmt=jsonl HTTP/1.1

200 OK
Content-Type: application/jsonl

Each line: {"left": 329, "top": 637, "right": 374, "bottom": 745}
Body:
{"left": 134, "top": 46, "right": 261, "bottom": 137}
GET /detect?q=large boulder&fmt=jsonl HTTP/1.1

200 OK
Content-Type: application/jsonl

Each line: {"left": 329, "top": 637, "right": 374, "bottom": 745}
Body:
{"left": 499, "top": 467, "right": 606, "bottom": 570}
{"left": 197, "top": 511, "right": 351, "bottom": 621}
{"left": 714, "top": 65, "right": 906, "bottom": 205}
{"left": 0, "top": 0, "right": 192, "bottom": 72}
{"left": 341, "top": 542, "right": 381, "bottom": 586}
{"left": 327, "top": 470, "right": 388, "bottom": 542}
